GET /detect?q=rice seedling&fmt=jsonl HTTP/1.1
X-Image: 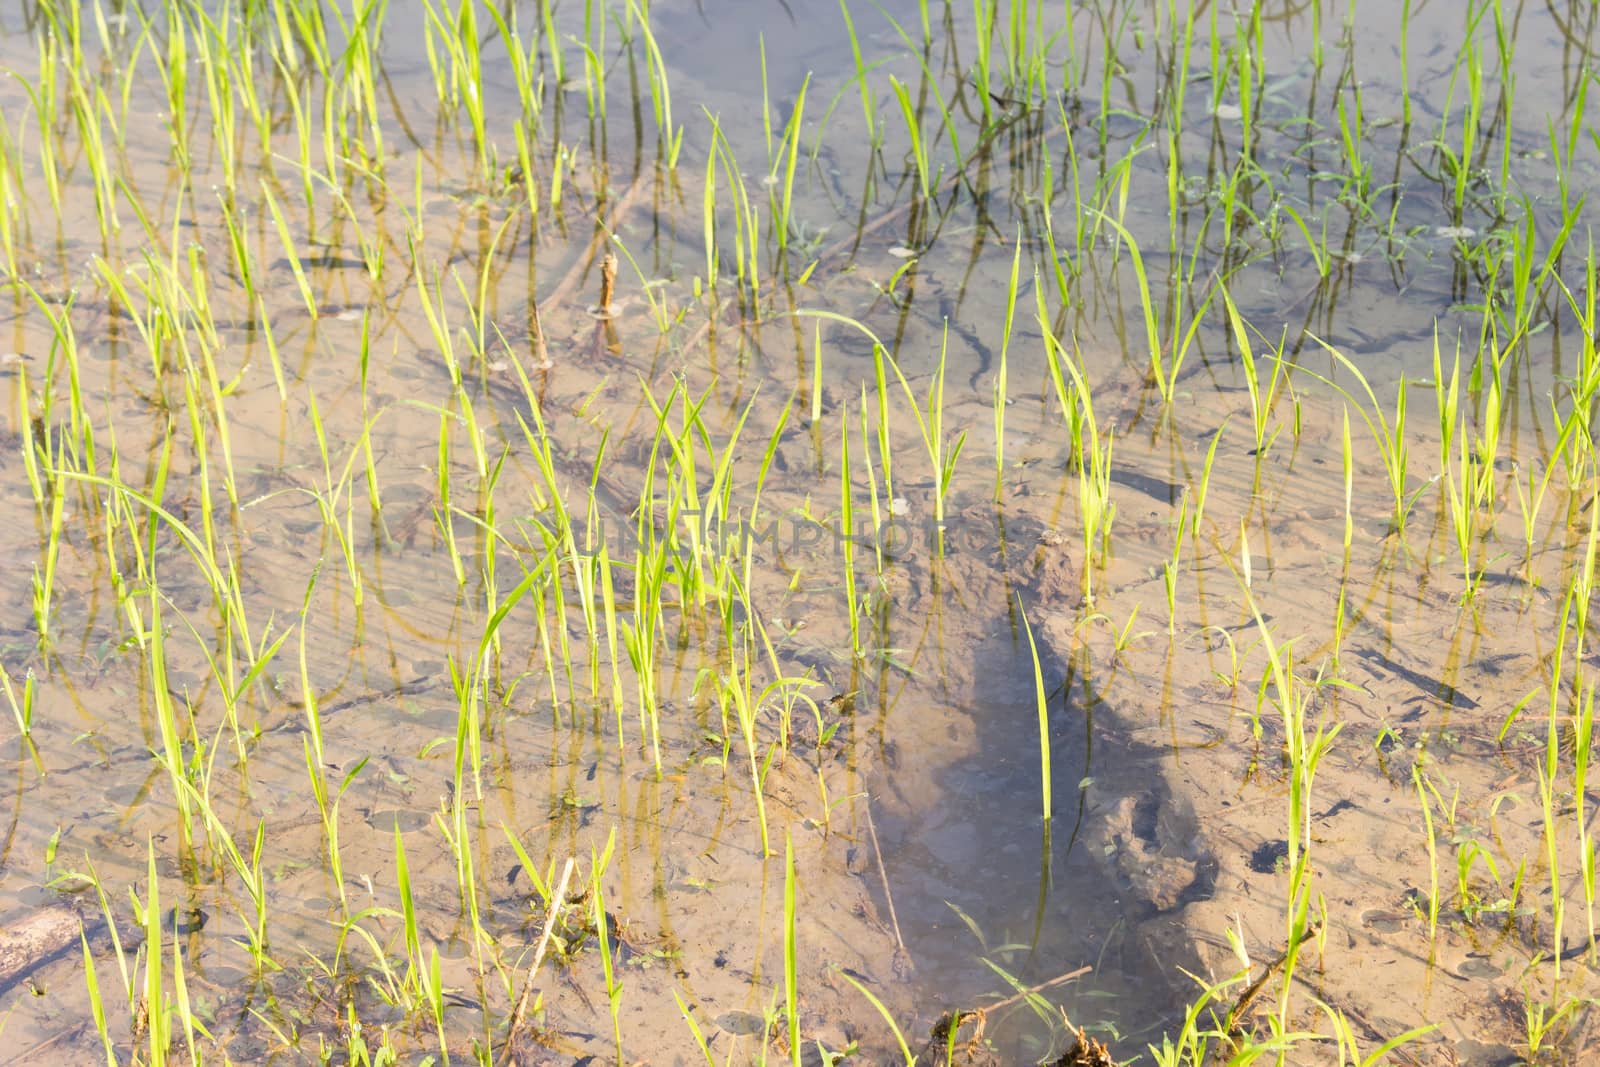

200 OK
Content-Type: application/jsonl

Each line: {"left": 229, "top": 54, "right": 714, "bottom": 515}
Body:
{"left": 1163, "top": 494, "right": 1189, "bottom": 637}
{"left": 1576, "top": 682, "right": 1600, "bottom": 947}
{"left": 704, "top": 117, "right": 765, "bottom": 304}
{"left": 139, "top": 840, "right": 171, "bottom": 1065}
{"left": 674, "top": 989, "right": 719, "bottom": 1066}
{"left": 759, "top": 47, "right": 812, "bottom": 263}
{"left": 1220, "top": 286, "right": 1292, "bottom": 463}
{"left": 1318, "top": 1003, "right": 1436, "bottom": 1067}
{"left": 61, "top": 65, "right": 121, "bottom": 241}
{"left": 1036, "top": 282, "right": 1114, "bottom": 603}
{"left": 260, "top": 179, "right": 320, "bottom": 320}
{"left": 80, "top": 923, "right": 117, "bottom": 1066}
{"left": 835, "top": 967, "right": 917, "bottom": 1065}
{"left": 339, "top": 0, "right": 392, "bottom": 170}
{"left": 1521, "top": 992, "right": 1584, "bottom": 1063}
{"left": 419, "top": 0, "right": 490, "bottom": 174}
{"left": 887, "top": 332, "right": 964, "bottom": 539}
{"left": 856, "top": 386, "right": 889, "bottom": 579}
{"left": 30, "top": 483, "right": 65, "bottom": 646}
{"left": 591, "top": 829, "right": 624, "bottom": 1062}
{"left": 1434, "top": 339, "right": 1489, "bottom": 597}
{"left": 1145, "top": 958, "right": 1252, "bottom": 1067}
{"left": 188, "top": 4, "right": 244, "bottom": 198}
{"left": 887, "top": 75, "right": 934, "bottom": 201}
{"left": 1395, "top": 0, "right": 1415, "bottom": 129}
{"left": 1036, "top": 163, "right": 1078, "bottom": 311}
{"left": 0, "top": 661, "right": 36, "bottom": 742}
{"left": 835, "top": 0, "right": 882, "bottom": 155}
{"left": 1302, "top": 335, "right": 1433, "bottom": 536}
{"left": 1412, "top": 765, "right": 1442, "bottom": 945}
{"left": 1088, "top": 211, "right": 1166, "bottom": 401}
{"left": 577, "top": 0, "right": 609, "bottom": 120}
{"left": 1453, "top": 835, "right": 1507, "bottom": 926}
{"left": 528, "top": 0, "right": 565, "bottom": 91}
{"left": 1547, "top": 67, "right": 1592, "bottom": 222}
{"left": 1232, "top": 535, "right": 1346, "bottom": 1036}
{"left": 833, "top": 409, "right": 864, "bottom": 660}
{"left": 784, "top": 831, "right": 802, "bottom": 1065}
{"left": 626, "top": 0, "right": 681, "bottom": 167}
{"left": 992, "top": 231, "right": 1021, "bottom": 498}
{"left": 12, "top": 42, "right": 65, "bottom": 218}
{"left": 1019, "top": 597, "right": 1053, "bottom": 824}
{"left": 722, "top": 618, "right": 777, "bottom": 859}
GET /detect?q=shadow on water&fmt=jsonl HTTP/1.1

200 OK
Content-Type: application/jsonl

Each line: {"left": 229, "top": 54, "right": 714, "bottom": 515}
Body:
{"left": 743, "top": 489, "right": 1223, "bottom": 1058}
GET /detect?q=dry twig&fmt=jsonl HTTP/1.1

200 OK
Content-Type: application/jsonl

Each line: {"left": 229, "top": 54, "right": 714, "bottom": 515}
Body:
{"left": 502, "top": 856, "right": 579, "bottom": 1063}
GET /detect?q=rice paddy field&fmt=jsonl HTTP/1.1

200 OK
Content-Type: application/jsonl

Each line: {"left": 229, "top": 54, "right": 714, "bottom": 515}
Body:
{"left": 0, "top": 0, "right": 1597, "bottom": 1063}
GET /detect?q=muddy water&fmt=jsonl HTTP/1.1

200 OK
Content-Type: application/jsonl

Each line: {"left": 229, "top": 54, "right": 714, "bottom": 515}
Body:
{"left": 0, "top": 0, "right": 1596, "bottom": 1064}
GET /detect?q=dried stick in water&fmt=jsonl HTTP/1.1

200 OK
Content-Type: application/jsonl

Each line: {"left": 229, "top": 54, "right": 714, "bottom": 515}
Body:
{"left": 502, "top": 856, "right": 579, "bottom": 1063}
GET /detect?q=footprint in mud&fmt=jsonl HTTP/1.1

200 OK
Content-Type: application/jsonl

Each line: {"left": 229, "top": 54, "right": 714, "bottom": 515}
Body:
{"left": 1248, "top": 839, "right": 1290, "bottom": 874}
{"left": 1086, "top": 791, "right": 1217, "bottom": 914}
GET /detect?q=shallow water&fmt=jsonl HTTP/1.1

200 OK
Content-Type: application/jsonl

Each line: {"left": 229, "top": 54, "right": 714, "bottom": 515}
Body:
{"left": 0, "top": 0, "right": 1597, "bottom": 1063}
